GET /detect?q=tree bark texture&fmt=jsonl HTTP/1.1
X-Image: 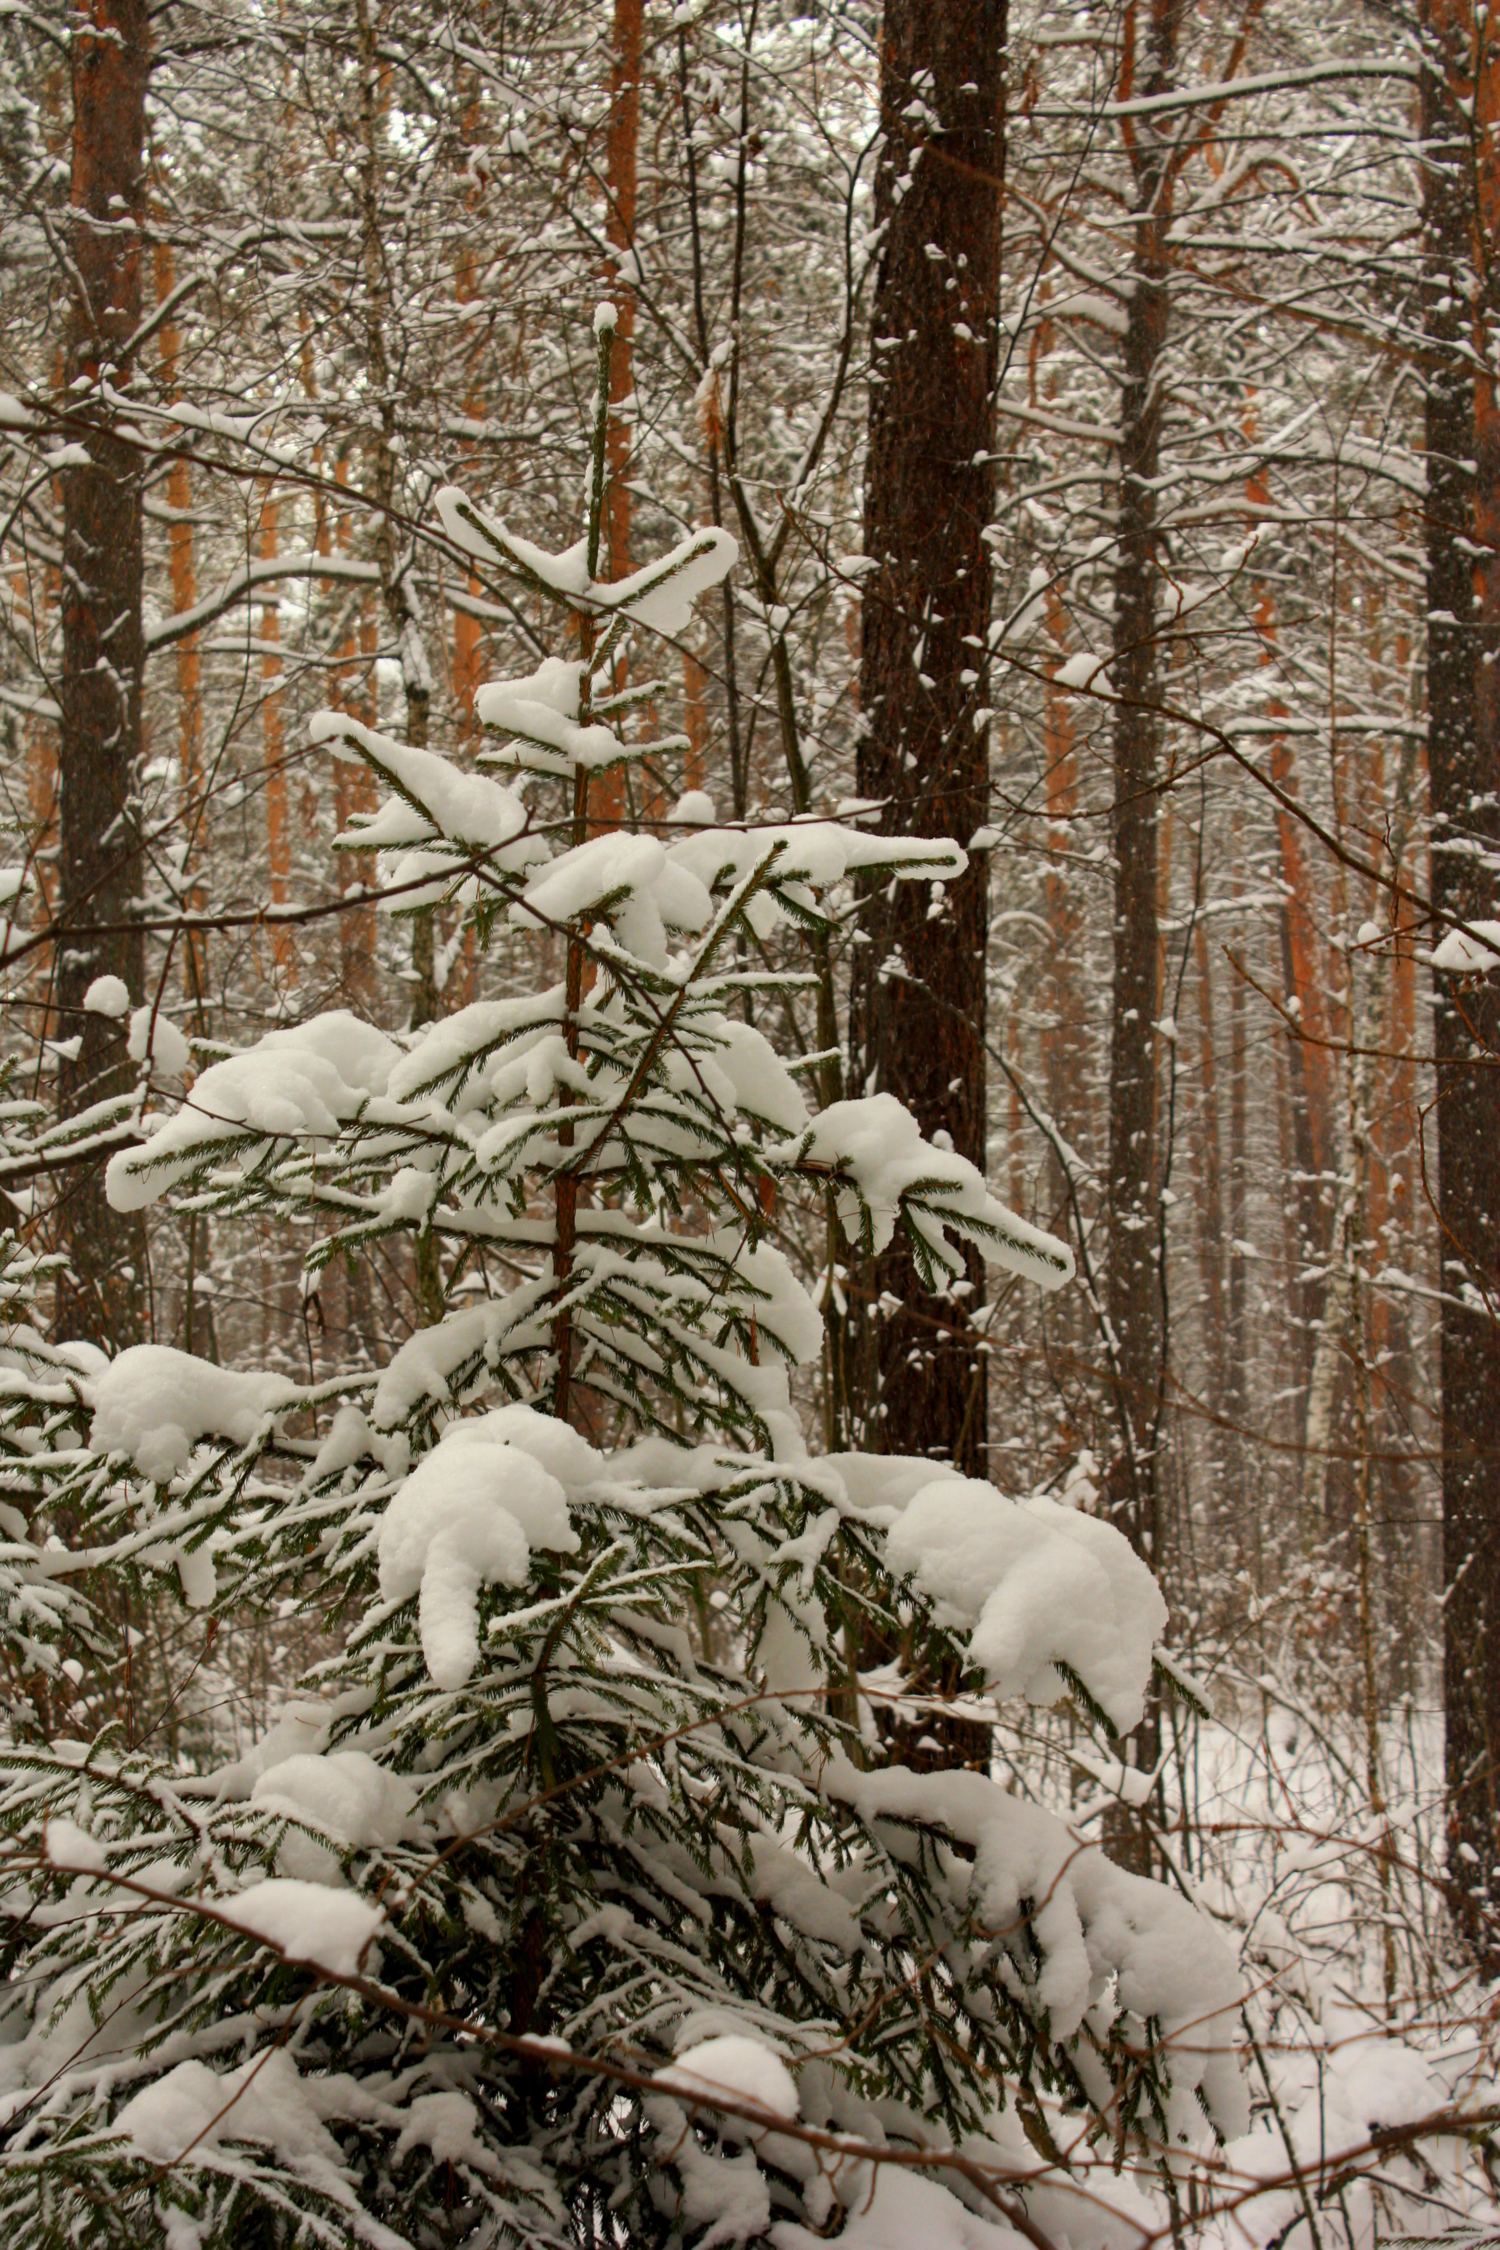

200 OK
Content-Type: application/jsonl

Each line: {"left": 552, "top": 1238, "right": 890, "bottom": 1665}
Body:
{"left": 1433, "top": 0, "right": 1500, "bottom": 1966}
{"left": 54, "top": 0, "right": 149, "bottom": 1347}
{"left": 851, "top": 0, "right": 1004, "bottom": 1483}
{"left": 1103, "top": 0, "right": 1186, "bottom": 1568}
{"left": 1100, "top": 0, "right": 1186, "bottom": 1873}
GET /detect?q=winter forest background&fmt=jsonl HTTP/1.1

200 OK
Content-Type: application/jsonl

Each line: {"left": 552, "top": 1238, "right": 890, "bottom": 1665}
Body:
{"left": 1, "top": 0, "right": 1499, "bottom": 2245}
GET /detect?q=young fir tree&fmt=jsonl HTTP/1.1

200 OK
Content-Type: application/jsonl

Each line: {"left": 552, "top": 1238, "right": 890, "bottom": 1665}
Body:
{"left": 0, "top": 314, "right": 1244, "bottom": 2250}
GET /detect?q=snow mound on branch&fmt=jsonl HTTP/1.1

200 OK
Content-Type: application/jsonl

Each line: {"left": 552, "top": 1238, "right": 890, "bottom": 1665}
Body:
{"left": 438, "top": 485, "right": 737, "bottom": 642}
{"left": 475, "top": 656, "right": 631, "bottom": 775}
{"left": 251, "top": 1751, "right": 415, "bottom": 1852}
{"left": 114, "top": 2047, "right": 366, "bottom": 2172}
{"left": 655, "top": 2033, "right": 799, "bottom": 2121}
{"left": 377, "top": 1412, "right": 582, "bottom": 1687}
{"left": 826, "top": 1757, "right": 1247, "bottom": 2138}
{"left": 393, "top": 2089, "right": 498, "bottom": 2173}
{"left": 212, "top": 1700, "right": 333, "bottom": 1798}
{"left": 514, "top": 831, "right": 714, "bottom": 965}
{"left": 665, "top": 818, "right": 966, "bottom": 894}
{"left": 470, "top": 1398, "right": 607, "bottom": 1487}
{"left": 127, "top": 1005, "right": 190, "bottom": 1077}
{"left": 602, "top": 529, "right": 739, "bottom": 635}
{"left": 83, "top": 975, "right": 130, "bottom": 1019}
{"left": 386, "top": 990, "right": 565, "bottom": 1105}
{"left": 772, "top": 2167, "right": 1029, "bottom": 2250}
{"left": 89, "top": 1345, "right": 298, "bottom": 1480}
{"left": 44, "top": 1816, "right": 106, "bottom": 1872}
{"left": 310, "top": 709, "right": 534, "bottom": 850}
{"left": 369, "top": 1288, "right": 554, "bottom": 1425}
{"left": 107, "top": 1012, "right": 400, "bottom": 1209}
{"left": 1219, "top": 2013, "right": 1445, "bottom": 2237}
{"left": 1431, "top": 918, "right": 1500, "bottom": 973}
{"left": 820, "top": 1451, "right": 964, "bottom": 1520}
{"left": 711, "top": 1020, "right": 810, "bottom": 1135}
{"left": 885, "top": 1477, "right": 1165, "bottom": 1733}
{"left": 217, "top": 1877, "right": 384, "bottom": 1976}
{"left": 772, "top": 1094, "right": 1073, "bottom": 1291}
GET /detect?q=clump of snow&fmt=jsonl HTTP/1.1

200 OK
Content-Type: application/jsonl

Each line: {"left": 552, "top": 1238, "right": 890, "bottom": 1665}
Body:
{"left": 310, "top": 711, "right": 546, "bottom": 914}
{"left": 886, "top": 1477, "right": 1166, "bottom": 1734}
{"left": 664, "top": 819, "right": 966, "bottom": 948}
{"left": 311, "top": 709, "right": 531, "bottom": 848}
{"left": 819, "top": 1451, "right": 964, "bottom": 1520}
{"left": 469, "top": 1399, "right": 607, "bottom": 1488}
{"left": 773, "top": 1094, "right": 1073, "bottom": 1291}
{"left": 670, "top": 789, "right": 716, "bottom": 824}
{"left": 83, "top": 975, "right": 130, "bottom": 1019}
{"left": 438, "top": 485, "right": 737, "bottom": 646}
{"left": 1054, "top": 650, "right": 1113, "bottom": 692}
{"left": 599, "top": 529, "right": 739, "bottom": 637}
{"left": 824, "top": 1755, "right": 1247, "bottom": 2139}
{"left": 107, "top": 1012, "right": 400, "bottom": 1209}
{"left": 304, "top": 1402, "right": 409, "bottom": 1487}
{"left": 1432, "top": 919, "right": 1500, "bottom": 973}
{"left": 655, "top": 2034, "right": 800, "bottom": 2123}
{"left": 44, "top": 1816, "right": 106, "bottom": 1873}
{"left": 392, "top": 2089, "right": 497, "bottom": 2173}
{"left": 89, "top": 1345, "right": 298, "bottom": 1481}
{"left": 475, "top": 655, "right": 630, "bottom": 776}
{"left": 771, "top": 2165, "right": 1029, "bottom": 2250}
{"left": 1219, "top": 2012, "right": 1446, "bottom": 2241}
{"left": 217, "top": 1876, "right": 384, "bottom": 1977}
{"left": 369, "top": 1291, "right": 551, "bottom": 1427}
{"left": 649, "top": 2102, "right": 775, "bottom": 2248}
{"left": 514, "top": 830, "right": 714, "bottom": 965}
{"left": 251, "top": 1750, "right": 416, "bottom": 1867}
{"left": 377, "top": 1412, "right": 582, "bottom": 1687}
{"left": 212, "top": 1699, "right": 332, "bottom": 1798}
{"left": 127, "top": 1005, "right": 191, "bottom": 1078}
{"left": 113, "top": 2048, "right": 359, "bottom": 2173}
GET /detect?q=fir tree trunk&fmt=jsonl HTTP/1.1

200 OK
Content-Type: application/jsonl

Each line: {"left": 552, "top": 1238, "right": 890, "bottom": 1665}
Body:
{"left": 1433, "top": 0, "right": 1500, "bottom": 1967}
{"left": 851, "top": 0, "right": 1004, "bottom": 1484}
{"left": 54, "top": 0, "right": 149, "bottom": 1348}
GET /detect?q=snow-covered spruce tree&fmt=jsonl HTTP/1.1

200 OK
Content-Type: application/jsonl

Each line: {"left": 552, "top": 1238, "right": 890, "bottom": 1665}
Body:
{"left": 0, "top": 313, "right": 1245, "bottom": 2250}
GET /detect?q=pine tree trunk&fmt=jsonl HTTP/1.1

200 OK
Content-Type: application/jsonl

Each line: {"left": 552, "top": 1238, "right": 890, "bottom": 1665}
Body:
{"left": 54, "top": 0, "right": 149, "bottom": 1348}
{"left": 1043, "top": 589, "right": 1084, "bottom": 1213}
{"left": 1191, "top": 915, "right": 1230, "bottom": 1535}
{"left": 1269, "top": 731, "right": 1335, "bottom": 1430}
{"left": 154, "top": 239, "right": 206, "bottom": 1011}
{"left": 851, "top": 0, "right": 1004, "bottom": 1485}
{"left": 1102, "top": 0, "right": 1186, "bottom": 1871}
{"left": 1225, "top": 862, "right": 1251, "bottom": 1560}
{"left": 1433, "top": 0, "right": 1500, "bottom": 1967}
{"left": 604, "top": 0, "right": 643, "bottom": 594}
{"left": 259, "top": 493, "right": 294, "bottom": 983}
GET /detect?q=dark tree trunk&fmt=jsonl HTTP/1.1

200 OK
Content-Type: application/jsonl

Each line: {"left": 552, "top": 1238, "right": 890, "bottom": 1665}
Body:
{"left": 53, "top": 0, "right": 150, "bottom": 1348}
{"left": 1101, "top": 0, "right": 1186, "bottom": 1872}
{"left": 1432, "top": 0, "right": 1500, "bottom": 1967}
{"left": 851, "top": 0, "right": 1004, "bottom": 1488}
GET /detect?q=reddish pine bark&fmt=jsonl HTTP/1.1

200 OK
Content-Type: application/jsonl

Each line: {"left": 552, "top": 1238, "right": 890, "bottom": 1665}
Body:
{"left": 155, "top": 239, "right": 207, "bottom": 1009}
{"left": 54, "top": 0, "right": 149, "bottom": 1346}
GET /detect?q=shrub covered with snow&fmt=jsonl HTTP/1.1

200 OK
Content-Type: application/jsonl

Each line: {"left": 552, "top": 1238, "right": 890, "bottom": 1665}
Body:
{"left": 0, "top": 320, "right": 1244, "bottom": 2250}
